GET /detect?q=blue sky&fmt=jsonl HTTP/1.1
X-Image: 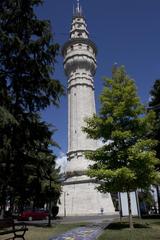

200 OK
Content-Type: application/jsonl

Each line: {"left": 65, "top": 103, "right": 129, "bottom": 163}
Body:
{"left": 37, "top": 0, "right": 160, "bottom": 158}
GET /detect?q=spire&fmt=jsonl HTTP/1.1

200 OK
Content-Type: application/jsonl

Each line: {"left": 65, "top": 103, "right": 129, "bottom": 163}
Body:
{"left": 77, "top": 0, "right": 80, "bottom": 13}
{"left": 74, "top": 0, "right": 83, "bottom": 17}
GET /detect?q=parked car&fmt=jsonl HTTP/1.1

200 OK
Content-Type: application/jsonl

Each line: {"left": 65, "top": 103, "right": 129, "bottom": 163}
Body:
{"left": 18, "top": 209, "right": 49, "bottom": 221}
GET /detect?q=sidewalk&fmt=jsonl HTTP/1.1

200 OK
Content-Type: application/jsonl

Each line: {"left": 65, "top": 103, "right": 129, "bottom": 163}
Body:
{"left": 48, "top": 215, "right": 119, "bottom": 240}
{"left": 57, "top": 214, "right": 118, "bottom": 224}
{"left": 49, "top": 222, "right": 109, "bottom": 240}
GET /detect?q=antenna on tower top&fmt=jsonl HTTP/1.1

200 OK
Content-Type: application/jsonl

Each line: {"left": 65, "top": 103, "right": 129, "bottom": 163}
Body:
{"left": 77, "top": 0, "right": 80, "bottom": 9}
{"left": 73, "top": 0, "right": 83, "bottom": 17}
{"left": 76, "top": 0, "right": 80, "bottom": 13}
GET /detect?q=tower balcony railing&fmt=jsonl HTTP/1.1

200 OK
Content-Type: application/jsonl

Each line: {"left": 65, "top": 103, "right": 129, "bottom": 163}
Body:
{"left": 64, "top": 48, "right": 96, "bottom": 59}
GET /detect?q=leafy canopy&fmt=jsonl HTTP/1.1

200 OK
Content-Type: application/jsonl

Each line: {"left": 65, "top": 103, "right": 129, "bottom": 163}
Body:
{"left": 0, "top": 0, "right": 64, "bottom": 210}
{"left": 149, "top": 79, "right": 160, "bottom": 162}
{"left": 83, "top": 66, "right": 160, "bottom": 193}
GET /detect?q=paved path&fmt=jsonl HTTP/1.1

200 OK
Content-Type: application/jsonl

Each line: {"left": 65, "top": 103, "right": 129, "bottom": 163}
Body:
{"left": 58, "top": 214, "right": 117, "bottom": 224}
{"left": 49, "top": 223, "right": 109, "bottom": 240}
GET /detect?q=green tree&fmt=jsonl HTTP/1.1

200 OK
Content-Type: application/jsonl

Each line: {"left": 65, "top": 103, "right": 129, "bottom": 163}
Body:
{"left": 149, "top": 79, "right": 160, "bottom": 213}
{"left": 10, "top": 114, "right": 61, "bottom": 211}
{"left": 0, "top": 107, "right": 18, "bottom": 215}
{"left": 0, "top": 0, "right": 64, "bottom": 214}
{"left": 83, "top": 66, "right": 159, "bottom": 228}
{"left": 149, "top": 80, "right": 160, "bottom": 163}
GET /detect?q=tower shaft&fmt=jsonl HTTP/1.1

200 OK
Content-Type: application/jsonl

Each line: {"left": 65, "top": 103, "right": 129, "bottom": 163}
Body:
{"left": 68, "top": 76, "right": 96, "bottom": 151}
{"left": 58, "top": 2, "right": 115, "bottom": 216}
{"left": 62, "top": 9, "right": 97, "bottom": 174}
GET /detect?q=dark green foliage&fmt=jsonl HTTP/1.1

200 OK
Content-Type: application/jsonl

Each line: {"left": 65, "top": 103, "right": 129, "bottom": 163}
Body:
{"left": 52, "top": 206, "right": 59, "bottom": 218}
{"left": 149, "top": 79, "right": 160, "bottom": 213}
{"left": 149, "top": 79, "right": 160, "bottom": 163}
{"left": 0, "top": 0, "right": 63, "bottom": 112}
{"left": 150, "top": 80, "right": 160, "bottom": 107}
{"left": 0, "top": 0, "right": 64, "bottom": 212}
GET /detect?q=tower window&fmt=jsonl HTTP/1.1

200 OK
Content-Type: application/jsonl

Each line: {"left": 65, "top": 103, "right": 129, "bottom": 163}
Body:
{"left": 78, "top": 33, "right": 82, "bottom": 37}
{"left": 79, "top": 44, "right": 82, "bottom": 49}
{"left": 71, "top": 45, "right": 73, "bottom": 50}
{"left": 77, "top": 23, "right": 82, "bottom": 28}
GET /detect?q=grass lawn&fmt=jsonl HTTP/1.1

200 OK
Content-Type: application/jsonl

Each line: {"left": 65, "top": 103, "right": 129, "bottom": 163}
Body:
{"left": 1, "top": 218, "right": 160, "bottom": 240}
{"left": 98, "top": 218, "right": 160, "bottom": 240}
{"left": 25, "top": 222, "right": 88, "bottom": 240}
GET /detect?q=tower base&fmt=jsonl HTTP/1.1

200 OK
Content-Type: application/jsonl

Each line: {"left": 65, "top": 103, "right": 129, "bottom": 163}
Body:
{"left": 58, "top": 175, "right": 115, "bottom": 216}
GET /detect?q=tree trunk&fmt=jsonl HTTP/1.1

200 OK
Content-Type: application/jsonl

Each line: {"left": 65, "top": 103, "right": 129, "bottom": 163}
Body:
{"left": 127, "top": 191, "right": 134, "bottom": 229}
{"left": 118, "top": 192, "right": 122, "bottom": 223}
{"left": 0, "top": 208, "right": 4, "bottom": 219}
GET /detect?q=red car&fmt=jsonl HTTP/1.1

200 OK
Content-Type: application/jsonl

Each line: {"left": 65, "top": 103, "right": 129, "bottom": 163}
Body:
{"left": 18, "top": 209, "right": 49, "bottom": 221}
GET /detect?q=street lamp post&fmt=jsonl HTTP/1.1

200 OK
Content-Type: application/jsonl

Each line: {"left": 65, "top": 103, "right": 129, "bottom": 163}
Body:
{"left": 48, "top": 176, "right": 52, "bottom": 227}
{"left": 63, "top": 192, "right": 69, "bottom": 217}
{"left": 64, "top": 192, "right": 66, "bottom": 217}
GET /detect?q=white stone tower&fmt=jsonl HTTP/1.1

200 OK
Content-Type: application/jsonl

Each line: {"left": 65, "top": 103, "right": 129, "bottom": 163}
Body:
{"left": 58, "top": 1, "right": 115, "bottom": 216}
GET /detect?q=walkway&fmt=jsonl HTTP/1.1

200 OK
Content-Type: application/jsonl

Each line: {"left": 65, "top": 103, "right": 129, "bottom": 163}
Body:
{"left": 49, "top": 222, "right": 109, "bottom": 240}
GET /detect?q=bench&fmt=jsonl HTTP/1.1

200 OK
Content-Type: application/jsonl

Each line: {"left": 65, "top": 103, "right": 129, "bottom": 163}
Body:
{"left": 0, "top": 218, "right": 28, "bottom": 240}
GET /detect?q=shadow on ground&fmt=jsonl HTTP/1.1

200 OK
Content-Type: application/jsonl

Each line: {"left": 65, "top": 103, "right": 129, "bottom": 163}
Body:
{"left": 106, "top": 222, "right": 150, "bottom": 230}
